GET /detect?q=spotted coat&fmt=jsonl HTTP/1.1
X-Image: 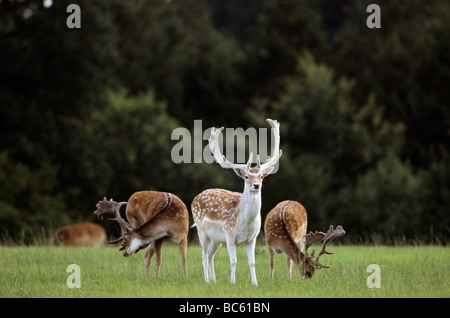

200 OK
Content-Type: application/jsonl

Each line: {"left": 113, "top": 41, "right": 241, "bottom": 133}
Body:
{"left": 264, "top": 200, "right": 308, "bottom": 278}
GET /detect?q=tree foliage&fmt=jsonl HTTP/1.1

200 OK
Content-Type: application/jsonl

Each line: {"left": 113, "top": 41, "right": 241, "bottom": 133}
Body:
{"left": 0, "top": 0, "right": 448, "bottom": 243}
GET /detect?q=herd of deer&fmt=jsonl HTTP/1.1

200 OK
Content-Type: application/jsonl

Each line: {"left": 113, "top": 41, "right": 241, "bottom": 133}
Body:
{"left": 57, "top": 119, "right": 346, "bottom": 286}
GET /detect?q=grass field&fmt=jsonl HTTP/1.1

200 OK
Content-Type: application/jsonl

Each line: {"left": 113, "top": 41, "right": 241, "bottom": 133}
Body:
{"left": 0, "top": 244, "right": 448, "bottom": 298}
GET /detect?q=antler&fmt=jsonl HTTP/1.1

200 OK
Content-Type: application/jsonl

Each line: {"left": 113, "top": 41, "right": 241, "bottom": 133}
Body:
{"left": 209, "top": 127, "right": 253, "bottom": 170}
{"left": 314, "top": 225, "right": 346, "bottom": 268}
{"left": 258, "top": 119, "right": 282, "bottom": 170}
{"left": 94, "top": 197, "right": 132, "bottom": 244}
{"left": 209, "top": 119, "right": 282, "bottom": 171}
{"left": 304, "top": 230, "right": 326, "bottom": 257}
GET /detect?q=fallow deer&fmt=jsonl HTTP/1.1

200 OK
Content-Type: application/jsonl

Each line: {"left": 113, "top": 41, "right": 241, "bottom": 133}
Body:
{"left": 265, "top": 200, "right": 346, "bottom": 279}
{"left": 94, "top": 191, "right": 189, "bottom": 278}
{"left": 53, "top": 223, "right": 106, "bottom": 247}
{"left": 191, "top": 119, "right": 282, "bottom": 286}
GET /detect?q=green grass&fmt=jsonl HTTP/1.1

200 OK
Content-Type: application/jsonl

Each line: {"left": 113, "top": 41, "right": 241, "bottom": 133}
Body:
{"left": 0, "top": 244, "right": 448, "bottom": 298}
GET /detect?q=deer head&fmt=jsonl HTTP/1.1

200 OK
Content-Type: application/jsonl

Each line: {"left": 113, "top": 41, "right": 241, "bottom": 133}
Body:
{"left": 94, "top": 197, "right": 145, "bottom": 257}
{"left": 208, "top": 118, "right": 282, "bottom": 192}
{"left": 300, "top": 225, "right": 346, "bottom": 278}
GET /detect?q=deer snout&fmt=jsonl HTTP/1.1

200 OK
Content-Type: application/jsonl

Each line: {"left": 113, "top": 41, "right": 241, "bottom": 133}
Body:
{"left": 123, "top": 249, "right": 131, "bottom": 257}
{"left": 123, "top": 237, "right": 144, "bottom": 257}
{"left": 252, "top": 183, "right": 261, "bottom": 190}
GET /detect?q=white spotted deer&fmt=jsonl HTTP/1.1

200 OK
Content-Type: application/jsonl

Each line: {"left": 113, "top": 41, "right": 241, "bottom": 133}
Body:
{"left": 265, "top": 200, "right": 346, "bottom": 279}
{"left": 94, "top": 191, "right": 189, "bottom": 278}
{"left": 191, "top": 119, "right": 282, "bottom": 286}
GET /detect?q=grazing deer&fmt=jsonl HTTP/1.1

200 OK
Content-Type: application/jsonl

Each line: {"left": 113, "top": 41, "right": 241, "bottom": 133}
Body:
{"left": 94, "top": 191, "right": 189, "bottom": 278}
{"left": 265, "top": 200, "right": 346, "bottom": 279}
{"left": 53, "top": 223, "right": 106, "bottom": 247}
{"left": 191, "top": 119, "right": 282, "bottom": 286}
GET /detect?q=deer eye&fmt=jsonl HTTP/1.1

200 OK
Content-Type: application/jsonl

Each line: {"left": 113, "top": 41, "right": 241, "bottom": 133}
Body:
{"left": 244, "top": 175, "right": 249, "bottom": 179}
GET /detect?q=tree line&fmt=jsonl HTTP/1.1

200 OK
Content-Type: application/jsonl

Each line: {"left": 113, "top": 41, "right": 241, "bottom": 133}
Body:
{"left": 0, "top": 0, "right": 448, "bottom": 243}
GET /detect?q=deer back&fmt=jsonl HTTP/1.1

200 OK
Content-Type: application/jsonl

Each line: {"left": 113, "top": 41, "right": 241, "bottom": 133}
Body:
{"left": 192, "top": 189, "right": 243, "bottom": 230}
{"left": 128, "top": 191, "right": 189, "bottom": 239}
{"left": 264, "top": 201, "right": 307, "bottom": 253}
{"left": 53, "top": 223, "right": 106, "bottom": 247}
{"left": 126, "top": 191, "right": 175, "bottom": 225}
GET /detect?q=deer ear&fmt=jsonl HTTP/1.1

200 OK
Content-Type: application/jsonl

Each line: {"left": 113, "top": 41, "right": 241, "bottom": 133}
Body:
{"left": 261, "top": 166, "right": 274, "bottom": 178}
{"left": 233, "top": 168, "right": 247, "bottom": 179}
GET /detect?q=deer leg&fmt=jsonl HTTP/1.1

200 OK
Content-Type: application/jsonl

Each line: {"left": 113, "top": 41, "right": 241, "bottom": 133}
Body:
{"left": 268, "top": 247, "right": 275, "bottom": 279}
{"left": 207, "top": 241, "right": 222, "bottom": 283}
{"left": 154, "top": 239, "right": 163, "bottom": 278}
{"left": 294, "top": 260, "right": 305, "bottom": 279}
{"left": 286, "top": 256, "right": 293, "bottom": 279}
{"left": 179, "top": 236, "right": 187, "bottom": 279}
{"left": 226, "top": 236, "right": 237, "bottom": 284}
{"left": 298, "top": 237, "right": 305, "bottom": 254}
{"left": 246, "top": 238, "right": 258, "bottom": 286}
{"left": 199, "top": 230, "right": 210, "bottom": 283}
{"left": 145, "top": 242, "right": 155, "bottom": 278}
{"left": 279, "top": 243, "right": 301, "bottom": 280}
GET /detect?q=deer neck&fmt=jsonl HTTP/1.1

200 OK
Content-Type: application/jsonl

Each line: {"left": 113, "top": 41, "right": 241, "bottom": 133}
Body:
{"left": 240, "top": 185, "right": 262, "bottom": 221}
{"left": 127, "top": 228, "right": 165, "bottom": 253}
{"left": 129, "top": 233, "right": 145, "bottom": 249}
{"left": 134, "top": 221, "right": 164, "bottom": 242}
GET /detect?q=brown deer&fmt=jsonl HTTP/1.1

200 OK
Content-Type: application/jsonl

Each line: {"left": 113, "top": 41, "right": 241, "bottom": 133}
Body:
{"left": 191, "top": 119, "right": 282, "bottom": 286}
{"left": 94, "top": 191, "right": 189, "bottom": 278}
{"left": 53, "top": 223, "right": 106, "bottom": 247}
{"left": 264, "top": 200, "right": 345, "bottom": 279}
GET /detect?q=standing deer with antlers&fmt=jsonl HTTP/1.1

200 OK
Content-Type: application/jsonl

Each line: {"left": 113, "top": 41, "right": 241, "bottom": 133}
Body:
{"left": 265, "top": 200, "right": 345, "bottom": 279}
{"left": 191, "top": 119, "right": 282, "bottom": 286}
{"left": 94, "top": 191, "right": 189, "bottom": 278}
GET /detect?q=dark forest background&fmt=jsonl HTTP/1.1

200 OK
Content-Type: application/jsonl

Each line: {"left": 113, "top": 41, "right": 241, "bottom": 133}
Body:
{"left": 1, "top": 0, "right": 449, "bottom": 243}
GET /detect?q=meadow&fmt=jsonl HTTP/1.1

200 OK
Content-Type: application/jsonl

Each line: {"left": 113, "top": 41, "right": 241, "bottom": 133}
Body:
{"left": 0, "top": 244, "right": 448, "bottom": 298}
